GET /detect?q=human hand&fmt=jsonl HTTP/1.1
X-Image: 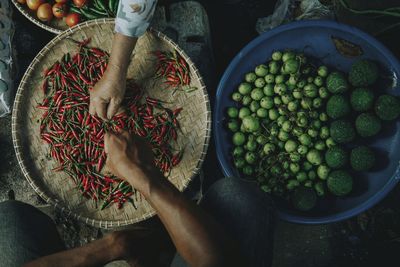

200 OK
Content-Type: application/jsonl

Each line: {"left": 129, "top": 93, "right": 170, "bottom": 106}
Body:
{"left": 104, "top": 130, "right": 159, "bottom": 188}
{"left": 89, "top": 65, "right": 126, "bottom": 120}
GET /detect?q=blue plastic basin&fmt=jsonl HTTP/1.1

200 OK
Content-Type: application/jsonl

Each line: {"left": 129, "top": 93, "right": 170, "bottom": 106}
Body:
{"left": 214, "top": 20, "right": 400, "bottom": 224}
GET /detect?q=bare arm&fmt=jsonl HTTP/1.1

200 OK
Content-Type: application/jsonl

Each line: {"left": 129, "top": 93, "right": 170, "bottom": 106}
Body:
{"left": 90, "top": 0, "right": 157, "bottom": 120}
{"left": 105, "top": 131, "right": 244, "bottom": 267}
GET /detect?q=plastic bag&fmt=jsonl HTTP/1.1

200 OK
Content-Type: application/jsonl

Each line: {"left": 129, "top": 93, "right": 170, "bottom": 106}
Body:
{"left": 0, "top": 0, "right": 15, "bottom": 117}
{"left": 256, "top": 0, "right": 333, "bottom": 34}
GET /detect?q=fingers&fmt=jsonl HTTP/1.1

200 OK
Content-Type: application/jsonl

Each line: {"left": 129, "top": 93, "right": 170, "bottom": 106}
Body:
{"left": 107, "top": 98, "right": 122, "bottom": 120}
{"left": 104, "top": 133, "right": 111, "bottom": 154}
{"left": 96, "top": 101, "right": 108, "bottom": 120}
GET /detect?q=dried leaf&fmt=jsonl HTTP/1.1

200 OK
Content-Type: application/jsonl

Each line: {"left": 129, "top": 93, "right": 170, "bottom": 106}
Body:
{"left": 332, "top": 36, "right": 363, "bottom": 57}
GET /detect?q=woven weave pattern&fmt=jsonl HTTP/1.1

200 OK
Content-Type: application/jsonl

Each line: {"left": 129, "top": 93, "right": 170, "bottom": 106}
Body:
{"left": 12, "top": 19, "right": 211, "bottom": 228}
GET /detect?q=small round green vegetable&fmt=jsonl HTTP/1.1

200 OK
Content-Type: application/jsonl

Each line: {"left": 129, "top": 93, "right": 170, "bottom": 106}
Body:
{"left": 245, "top": 139, "right": 257, "bottom": 152}
{"left": 314, "top": 182, "right": 325, "bottom": 196}
{"left": 282, "top": 121, "right": 292, "bottom": 132}
{"left": 264, "top": 74, "right": 275, "bottom": 84}
{"left": 327, "top": 170, "right": 353, "bottom": 196}
{"left": 232, "top": 92, "right": 242, "bottom": 102}
{"left": 306, "top": 149, "right": 322, "bottom": 165}
{"left": 245, "top": 152, "right": 257, "bottom": 164}
{"left": 355, "top": 113, "right": 381, "bottom": 137}
{"left": 263, "top": 143, "right": 275, "bottom": 155}
{"left": 250, "top": 101, "right": 260, "bottom": 113}
{"left": 260, "top": 96, "right": 274, "bottom": 109}
{"left": 303, "top": 161, "right": 313, "bottom": 171}
{"left": 290, "top": 163, "right": 300, "bottom": 173}
{"left": 256, "top": 108, "right": 268, "bottom": 118}
{"left": 278, "top": 130, "right": 290, "bottom": 142}
{"left": 330, "top": 120, "right": 355, "bottom": 143}
{"left": 238, "top": 82, "right": 252, "bottom": 95}
{"left": 227, "top": 107, "right": 239, "bottom": 118}
{"left": 290, "top": 152, "right": 301, "bottom": 162}
{"left": 242, "top": 95, "right": 252, "bottom": 106}
{"left": 233, "top": 146, "right": 244, "bottom": 157}
{"left": 234, "top": 158, "right": 246, "bottom": 168}
{"left": 292, "top": 187, "right": 317, "bottom": 211}
{"left": 325, "top": 146, "right": 348, "bottom": 169}
{"left": 287, "top": 180, "right": 300, "bottom": 190}
{"left": 227, "top": 119, "right": 239, "bottom": 132}
{"left": 245, "top": 72, "right": 257, "bottom": 83}
{"left": 275, "top": 74, "right": 285, "bottom": 84}
{"left": 269, "top": 109, "right": 279, "bottom": 120}
{"left": 314, "top": 140, "right": 326, "bottom": 151}
{"left": 313, "top": 76, "right": 324, "bottom": 87}
{"left": 293, "top": 89, "right": 302, "bottom": 99}
{"left": 319, "top": 126, "right": 330, "bottom": 139}
{"left": 242, "top": 116, "right": 260, "bottom": 133}
{"left": 242, "top": 165, "right": 254, "bottom": 176}
{"left": 238, "top": 107, "right": 251, "bottom": 119}
{"left": 282, "top": 58, "right": 299, "bottom": 74}
{"left": 288, "top": 101, "right": 298, "bottom": 112}
{"left": 317, "top": 165, "right": 330, "bottom": 180}
{"left": 375, "top": 94, "right": 400, "bottom": 121}
{"left": 299, "top": 134, "right": 312, "bottom": 146}
{"left": 326, "top": 137, "right": 336, "bottom": 148}
{"left": 326, "top": 72, "right": 349, "bottom": 94}
{"left": 255, "top": 64, "right": 269, "bottom": 77}
{"left": 232, "top": 132, "right": 246, "bottom": 146}
{"left": 326, "top": 95, "right": 351, "bottom": 119}
{"left": 350, "top": 146, "right": 375, "bottom": 171}
{"left": 297, "top": 145, "right": 308, "bottom": 155}
{"left": 251, "top": 88, "right": 264, "bottom": 100}
{"left": 269, "top": 61, "right": 280, "bottom": 74}
{"left": 349, "top": 59, "right": 378, "bottom": 87}
{"left": 313, "top": 98, "right": 323, "bottom": 109}
{"left": 256, "top": 135, "right": 268, "bottom": 145}
{"left": 296, "top": 172, "right": 308, "bottom": 182}
{"left": 319, "top": 87, "right": 329, "bottom": 99}
{"left": 350, "top": 88, "right": 374, "bottom": 112}
{"left": 285, "top": 140, "right": 298, "bottom": 153}
{"left": 282, "top": 51, "right": 295, "bottom": 62}
{"left": 254, "top": 78, "right": 266, "bottom": 88}
{"left": 272, "top": 51, "right": 282, "bottom": 61}
{"left": 317, "top": 66, "right": 328, "bottom": 77}
{"left": 274, "top": 83, "right": 287, "bottom": 95}
{"left": 308, "top": 170, "right": 317, "bottom": 180}
{"left": 304, "top": 84, "right": 318, "bottom": 98}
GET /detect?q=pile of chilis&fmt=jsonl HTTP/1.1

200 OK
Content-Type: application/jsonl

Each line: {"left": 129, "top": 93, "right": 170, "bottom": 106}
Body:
{"left": 153, "top": 50, "right": 197, "bottom": 92}
{"left": 38, "top": 39, "right": 183, "bottom": 210}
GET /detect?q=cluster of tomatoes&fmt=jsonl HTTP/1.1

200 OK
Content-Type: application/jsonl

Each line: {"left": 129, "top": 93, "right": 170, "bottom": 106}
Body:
{"left": 16, "top": 0, "right": 86, "bottom": 27}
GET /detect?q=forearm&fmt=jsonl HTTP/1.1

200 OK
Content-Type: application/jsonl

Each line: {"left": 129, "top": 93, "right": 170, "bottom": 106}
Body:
{"left": 107, "top": 33, "right": 137, "bottom": 76}
{"left": 125, "top": 167, "right": 242, "bottom": 267}
{"left": 23, "top": 234, "right": 121, "bottom": 267}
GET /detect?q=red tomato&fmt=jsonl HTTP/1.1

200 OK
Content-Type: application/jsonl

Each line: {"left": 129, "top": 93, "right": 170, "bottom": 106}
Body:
{"left": 65, "top": 13, "right": 81, "bottom": 27}
{"left": 26, "top": 0, "right": 44, "bottom": 11}
{"left": 17, "top": 0, "right": 26, "bottom": 4}
{"left": 55, "top": 0, "right": 67, "bottom": 3}
{"left": 52, "top": 3, "right": 67, "bottom": 19}
{"left": 72, "top": 0, "right": 87, "bottom": 8}
{"left": 37, "top": 3, "right": 53, "bottom": 22}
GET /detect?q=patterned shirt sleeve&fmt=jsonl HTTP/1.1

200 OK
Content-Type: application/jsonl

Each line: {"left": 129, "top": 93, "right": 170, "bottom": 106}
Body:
{"left": 115, "top": 0, "right": 158, "bottom": 38}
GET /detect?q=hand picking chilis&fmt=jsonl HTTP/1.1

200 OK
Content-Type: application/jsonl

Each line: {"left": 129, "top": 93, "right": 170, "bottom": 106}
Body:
{"left": 38, "top": 39, "right": 184, "bottom": 210}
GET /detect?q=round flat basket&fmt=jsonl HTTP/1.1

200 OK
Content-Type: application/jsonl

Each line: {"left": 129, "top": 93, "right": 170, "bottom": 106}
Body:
{"left": 12, "top": 18, "right": 211, "bottom": 228}
{"left": 11, "top": 0, "right": 66, "bottom": 34}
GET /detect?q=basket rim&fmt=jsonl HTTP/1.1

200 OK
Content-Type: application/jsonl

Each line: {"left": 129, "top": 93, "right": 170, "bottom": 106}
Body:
{"left": 12, "top": 18, "right": 212, "bottom": 229}
{"left": 11, "top": 0, "right": 64, "bottom": 34}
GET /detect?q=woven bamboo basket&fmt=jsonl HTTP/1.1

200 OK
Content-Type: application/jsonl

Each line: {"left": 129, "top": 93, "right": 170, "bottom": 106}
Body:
{"left": 11, "top": 0, "right": 67, "bottom": 34}
{"left": 12, "top": 18, "right": 211, "bottom": 228}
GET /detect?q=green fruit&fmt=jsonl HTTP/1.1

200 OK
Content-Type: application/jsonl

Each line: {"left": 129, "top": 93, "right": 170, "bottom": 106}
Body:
{"left": 254, "top": 78, "right": 266, "bottom": 88}
{"left": 325, "top": 146, "right": 349, "bottom": 169}
{"left": 306, "top": 149, "right": 322, "bottom": 165}
{"left": 285, "top": 140, "right": 298, "bottom": 153}
{"left": 227, "top": 119, "right": 239, "bottom": 132}
{"left": 264, "top": 74, "right": 275, "bottom": 84}
{"left": 263, "top": 84, "right": 274, "bottom": 95}
{"left": 350, "top": 146, "right": 375, "bottom": 171}
{"left": 255, "top": 64, "right": 269, "bottom": 77}
{"left": 317, "top": 165, "right": 330, "bottom": 180}
{"left": 275, "top": 74, "right": 285, "bottom": 84}
{"left": 327, "top": 170, "right": 353, "bottom": 197}
{"left": 349, "top": 59, "right": 378, "bottom": 87}
{"left": 242, "top": 116, "right": 260, "bottom": 133}
{"left": 282, "top": 58, "right": 299, "bottom": 74}
{"left": 326, "top": 72, "right": 349, "bottom": 94}
{"left": 355, "top": 113, "right": 381, "bottom": 137}
{"left": 233, "top": 146, "right": 244, "bottom": 157}
{"left": 326, "top": 95, "right": 351, "bottom": 119}
{"left": 269, "top": 61, "right": 280, "bottom": 74}
{"left": 292, "top": 187, "right": 317, "bottom": 211}
{"left": 290, "top": 163, "right": 300, "bottom": 173}
{"left": 245, "top": 139, "right": 257, "bottom": 152}
{"left": 242, "top": 95, "right": 252, "bottom": 106}
{"left": 269, "top": 109, "right": 279, "bottom": 120}
{"left": 238, "top": 82, "right": 252, "bottom": 95}
{"left": 232, "top": 132, "right": 246, "bottom": 146}
{"left": 256, "top": 108, "right": 268, "bottom": 118}
{"left": 330, "top": 120, "right": 355, "bottom": 144}
{"left": 251, "top": 88, "right": 264, "bottom": 100}
{"left": 245, "top": 72, "right": 257, "bottom": 83}
{"left": 313, "top": 76, "right": 324, "bottom": 87}
{"left": 250, "top": 101, "right": 260, "bottom": 112}
{"left": 375, "top": 94, "right": 400, "bottom": 121}
{"left": 272, "top": 51, "right": 282, "bottom": 61}
{"left": 238, "top": 107, "right": 251, "bottom": 119}
{"left": 245, "top": 152, "right": 257, "bottom": 164}
{"left": 297, "top": 145, "right": 308, "bottom": 155}
{"left": 232, "top": 92, "right": 242, "bottom": 102}
{"left": 227, "top": 107, "right": 239, "bottom": 118}
{"left": 350, "top": 88, "right": 374, "bottom": 112}
{"left": 319, "top": 126, "right": 330, "bottom": 139}
{"left": 242, "top": 165, "right": 254, "bottom": 176}
{"left": 299, "top": 134, "right": 312, "bottom": 146}
{"left": 260, "top": 96, "right": 274, "bottom": 109}
{"left": 317, "top": 66, "right": 328, "bottom": 77}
